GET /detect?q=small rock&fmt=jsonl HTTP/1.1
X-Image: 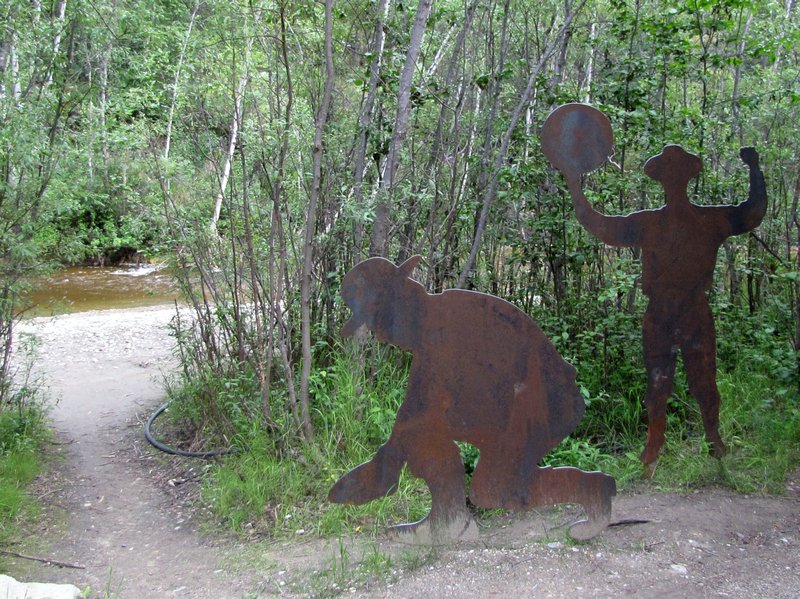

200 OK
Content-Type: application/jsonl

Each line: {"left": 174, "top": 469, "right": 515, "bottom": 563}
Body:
{"left": 546, "top": 542, "right": 562, "bottom": 549}
{"left": 0, "top": 574, "right": 82, "bottom": 599}
{"left": 670, "top": 564, "right": 688, "bottom": 575}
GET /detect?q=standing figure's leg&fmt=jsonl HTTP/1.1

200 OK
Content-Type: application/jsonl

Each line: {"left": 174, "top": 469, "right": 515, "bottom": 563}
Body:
{"left": 682, "top": 300, "right": 726, "bottom": 458}
{"left": 640, "top": 302, "right": 679, "bottom": 470}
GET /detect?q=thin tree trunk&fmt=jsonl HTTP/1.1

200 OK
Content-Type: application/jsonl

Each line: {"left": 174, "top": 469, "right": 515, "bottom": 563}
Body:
{"left": 352, "top": 0, "right": 390, "bottom": 259}
{"left": 722, "top": 8, "right": 754, "bottom": 304}
{"left": 0, "top": 6, "right": 17, "bottom": 99}
{"left": 98, "top": 33, "right": 111, "bottom": 189}
{"left": 369, "top": 0, "right": 435, "bottom": 257}
{"left": 0, "top": 11, "right": 11, "bottom": 81}
{"left": 0, "top": 284, "right": 14, "bottom": 408}
{"left": 466, "top": 0, "right": 511, "bottom": 278}
{"left": 409, "top": 0, "right": 480, "bottom": 264}
{"left": 772, "top": 0, "right": 796, "bottom": 74}
{"left": 730, "top": 10, "right": 753, "bottom": 145}
{"left": 211, "top": 60, "right": 249, "bottom": 233}
{"left": 164, "top": 2, "right": 198, "bottom": 162}
{"left": 43, "top": 0, "right": 67, "bottom": 89}
{"left": 10, "top": 37, "right": 20, "bottom": 100}
{"left": 457, "top": 0, "right": 587, "bottom": 288}
{"left": 430, "top": 84, "right": 481, "bottom": 290}
{"left": 583, "top": 18, "right": 597, "bottom": 103}
{"left": 424, "top": 20, "right": 455, "bottom": 79}
{"left": 299, "top": 0, "right": 336, "bottom": 442}
{"left": 271, "top": 3, "right": 295, "bottom": 426}
{"left": 251, "top": 0, "right": 296, "bottom": 425}
{"left": 791, "top": 169, "right": 800, "bottom": 391}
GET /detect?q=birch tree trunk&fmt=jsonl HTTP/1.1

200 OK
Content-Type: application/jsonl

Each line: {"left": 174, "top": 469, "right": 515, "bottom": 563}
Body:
{"left": 164, "top": 2, "right": 199, "bottom": 162}
{"left": 10, "top": 37, "right": 20, "bottom": 100}
{"left": 791, "top": 170, "right": 800, "bottom": 391}
{"left": 210, "top": 46, "right": 251, "bottom": 234}
{"left": 98, "top": 29, "right": 112, "bottom": 189}
{"left": 43, "top": 0, "right": 67, "bottom": 89}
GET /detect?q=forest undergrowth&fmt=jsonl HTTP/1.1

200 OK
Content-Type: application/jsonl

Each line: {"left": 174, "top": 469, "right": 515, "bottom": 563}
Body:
{"left": 160, "top": 287, "right": 799, "bottom": 541}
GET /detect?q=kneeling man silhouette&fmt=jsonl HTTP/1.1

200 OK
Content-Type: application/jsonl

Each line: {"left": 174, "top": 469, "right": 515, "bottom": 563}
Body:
{"left": 328, "top": 256, "right": 615, "bottom": 544}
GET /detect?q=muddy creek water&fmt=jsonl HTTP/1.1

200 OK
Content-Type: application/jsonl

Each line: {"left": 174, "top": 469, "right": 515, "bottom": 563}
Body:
{"left": 24, "top": 264, "right": 180, "bottom": 317}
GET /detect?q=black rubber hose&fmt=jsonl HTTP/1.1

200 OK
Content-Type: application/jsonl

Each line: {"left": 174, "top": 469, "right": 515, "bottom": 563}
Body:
{"left": 144, "top": 401, "right": 240, "bottom": 458}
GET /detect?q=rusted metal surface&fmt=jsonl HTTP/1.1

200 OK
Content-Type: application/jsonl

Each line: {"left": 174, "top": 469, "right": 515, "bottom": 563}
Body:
{"left": 541, "top": 103, "right": 768, "bottom": 473}
{"left": 541, "top": 103, "right": 614, "bottom": 180}
{"left": 328, "top": 256, "right": 616, "bottom": 544}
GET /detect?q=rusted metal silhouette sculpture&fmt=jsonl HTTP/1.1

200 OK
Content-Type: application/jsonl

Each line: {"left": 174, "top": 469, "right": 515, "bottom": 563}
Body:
{"left": 328, "top": 256, "right": 616, "bottom": 544}
{"left": 541, "top": 103, "right": 768, "bottom": 473}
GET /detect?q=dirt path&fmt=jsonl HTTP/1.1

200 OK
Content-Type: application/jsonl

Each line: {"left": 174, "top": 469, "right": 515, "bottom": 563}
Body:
{"left": 7, "top": 307, "right": 800, "bottom": 598}
{"left": 363, "top": 488, "right": 800, "bottom": 598}
{"left": 12, "top": 307, "right": 263, "bottom": 597}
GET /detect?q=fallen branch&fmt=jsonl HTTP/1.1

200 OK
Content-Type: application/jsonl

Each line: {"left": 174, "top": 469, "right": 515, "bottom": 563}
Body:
{"left": 608, "top": 518, "right": 653, "bottom": 527}
{"left": 0, "top": 549, "right": 85, "bottom": 569}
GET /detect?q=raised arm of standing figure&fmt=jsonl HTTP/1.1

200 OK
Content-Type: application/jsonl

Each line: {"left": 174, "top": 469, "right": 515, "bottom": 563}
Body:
{"left": 726, "top": 146, "right": 767, "bottom": 236}
{"left": 565, "top": 175, "right": 645, "bottom": 248}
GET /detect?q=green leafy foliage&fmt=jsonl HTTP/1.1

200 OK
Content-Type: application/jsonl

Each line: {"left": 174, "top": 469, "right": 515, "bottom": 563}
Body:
{"left": 156, "top": 0, "right": 799, "bottom": 538}
{"left": 192, "top": 345, "right": 429, "bottom": 540}
{"left": 0, "top": 407, "right": 47, "bottom": 554}
{"left": 2, "top": 0, "right": 799, "bottom": 541}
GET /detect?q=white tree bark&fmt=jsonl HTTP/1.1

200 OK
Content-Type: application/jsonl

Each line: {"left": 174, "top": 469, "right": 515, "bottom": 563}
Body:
{"left": 164, "top": 2, "right": 199, "bottom": 161}
{"left": 210, "top": 50, "right": 251, "bottom": 233}
{"left": 44, "top": 0, "right": 67, "bottom": 89}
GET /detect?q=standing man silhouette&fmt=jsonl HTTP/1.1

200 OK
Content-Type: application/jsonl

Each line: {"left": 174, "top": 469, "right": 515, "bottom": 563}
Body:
{"left": 543, "top": 105, "right": 767, "bottom": 472}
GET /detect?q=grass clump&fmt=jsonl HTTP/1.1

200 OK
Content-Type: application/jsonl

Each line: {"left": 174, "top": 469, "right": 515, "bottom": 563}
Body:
{"left": 0, "top": 406, "right": 48, "bottom": 559}
{"left": 201, "top": 440, "right": 428, "bottom": 541}
{"left": 197, "top": 344, "right": 429, "bottom": 540}
{"left": 298, "top": 538, "right": 438, "bottom": 598}
{"left": 302, "top": 538, "right": 388, "bottom": 598}
{"left": 647, "top": 366, "right": 800, "bottom": 494}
